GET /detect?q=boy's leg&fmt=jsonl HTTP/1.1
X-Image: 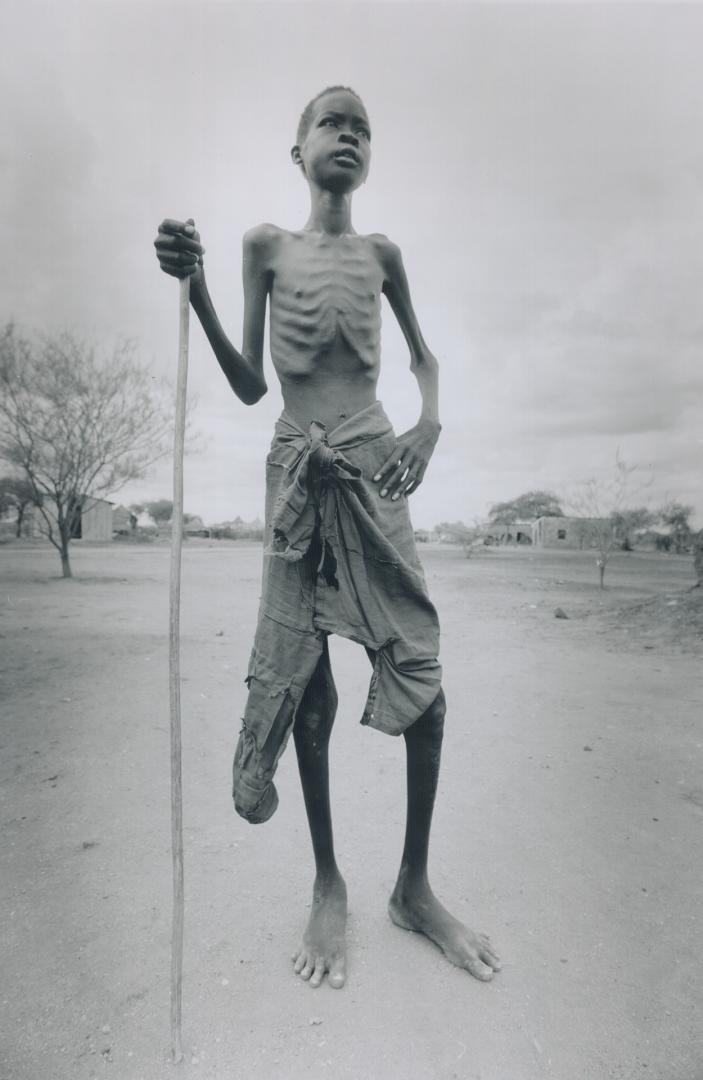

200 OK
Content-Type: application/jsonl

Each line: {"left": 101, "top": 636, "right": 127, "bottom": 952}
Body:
{"left": 389, "top": 689, "right": 502, "bottom": 981}
{"left": 292, "top": 638, "right": 347, "bottom": 989}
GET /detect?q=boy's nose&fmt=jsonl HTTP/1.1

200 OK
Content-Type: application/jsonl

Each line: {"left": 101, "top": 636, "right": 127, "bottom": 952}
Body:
{"left": 339, "top": 131, "right": 359, "bottom": 148}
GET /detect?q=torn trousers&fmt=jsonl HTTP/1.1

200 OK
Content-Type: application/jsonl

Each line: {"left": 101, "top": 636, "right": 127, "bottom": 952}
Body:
{"left": 232, "top": 400, "right": 442, "bottom": 823}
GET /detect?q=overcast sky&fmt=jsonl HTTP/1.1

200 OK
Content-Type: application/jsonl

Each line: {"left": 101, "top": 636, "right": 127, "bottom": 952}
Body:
{"left": 3, "top": 0, "right": 702, "bottom": 528}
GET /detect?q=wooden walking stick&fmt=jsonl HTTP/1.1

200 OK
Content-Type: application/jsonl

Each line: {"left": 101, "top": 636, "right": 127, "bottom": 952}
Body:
{"left": 169, "top": 274, "right": 190, "bottom": 1064}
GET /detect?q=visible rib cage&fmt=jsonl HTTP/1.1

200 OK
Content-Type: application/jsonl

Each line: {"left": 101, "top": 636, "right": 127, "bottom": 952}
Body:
{"left": 270, "top": 238, "right": 382, "bottom": 373}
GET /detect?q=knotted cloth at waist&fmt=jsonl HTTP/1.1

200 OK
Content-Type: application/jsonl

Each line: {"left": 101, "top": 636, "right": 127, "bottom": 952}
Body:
{"left": 260, "top": 401, "right": 443, "bottom": 735}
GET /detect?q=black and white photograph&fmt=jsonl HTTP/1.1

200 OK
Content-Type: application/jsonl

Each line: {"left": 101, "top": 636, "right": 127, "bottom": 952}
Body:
{"left": 1, "top": 2, "right": 702, "bottom": 1078}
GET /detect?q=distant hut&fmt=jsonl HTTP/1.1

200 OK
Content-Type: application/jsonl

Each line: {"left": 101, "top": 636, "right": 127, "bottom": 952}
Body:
{"left": 76, "top": 497, "right": 113, "bottom": 540}
{"left": 490, "top": 520, "right": 536, "bottom": 545}
{"left": 184, "top": 515, "right": 209, "bottom": 539}
{"left": 26, "top": 495, "right": 114, "bottom": 541}
{"left": 533, "top": 515, "right": 609, "bottom": 550}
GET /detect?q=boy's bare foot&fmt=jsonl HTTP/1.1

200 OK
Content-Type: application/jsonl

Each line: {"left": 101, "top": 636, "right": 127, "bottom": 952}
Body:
{"left": 388, "top": 880, "right": 501, "bottom": 981}
{"left": 292, "top": 873, "right": 348, "bottom": 989}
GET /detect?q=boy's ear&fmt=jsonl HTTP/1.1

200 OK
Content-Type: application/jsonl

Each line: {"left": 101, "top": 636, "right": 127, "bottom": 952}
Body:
{"left": 290, "top": 145, "right": 303, "bottom": 167}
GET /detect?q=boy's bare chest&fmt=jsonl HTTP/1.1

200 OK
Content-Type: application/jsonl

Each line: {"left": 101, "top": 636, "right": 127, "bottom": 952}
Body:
{"left": 271, "top": 239, "right": 384, "bottom": 321}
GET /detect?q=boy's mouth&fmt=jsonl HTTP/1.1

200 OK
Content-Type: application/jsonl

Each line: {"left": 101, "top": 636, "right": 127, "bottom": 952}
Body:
{"left": 332, "top": 148, "right": 360, "bottom": 166}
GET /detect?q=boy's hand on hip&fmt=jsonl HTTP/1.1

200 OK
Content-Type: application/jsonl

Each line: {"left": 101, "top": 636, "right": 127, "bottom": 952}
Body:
{"left": 373, "top": 419, "right": 441, "bottom": 500}
{"left": 154, "top": 218, "right": 204, "bottom": 285}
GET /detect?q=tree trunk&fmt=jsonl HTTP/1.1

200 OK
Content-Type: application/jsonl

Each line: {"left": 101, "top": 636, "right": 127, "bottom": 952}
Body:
{"left": 599, "top": 563, "right": 605, "bottom": 589}
{"left": 15, "top": 504, "right": 25, "bottom": 538}
{"left": 59, "top": 537, "right": 72, "bottom": 578}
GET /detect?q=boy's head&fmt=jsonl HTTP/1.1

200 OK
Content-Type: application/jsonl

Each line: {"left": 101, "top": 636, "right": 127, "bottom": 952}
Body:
{"left": 296, "top": 86, "right": 366, "bottom": 145}
{"left": 291, "top": 86, "right": 371, "bottom": 193}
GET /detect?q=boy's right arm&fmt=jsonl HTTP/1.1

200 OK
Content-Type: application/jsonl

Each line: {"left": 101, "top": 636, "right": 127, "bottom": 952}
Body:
{"left": 154, "top": 218, "right": 272, "bottom": 405}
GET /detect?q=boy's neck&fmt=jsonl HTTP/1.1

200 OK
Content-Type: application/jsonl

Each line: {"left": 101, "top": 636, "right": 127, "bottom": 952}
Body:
{"left": 304, "top": 186, "right": 355, "bottom": 237}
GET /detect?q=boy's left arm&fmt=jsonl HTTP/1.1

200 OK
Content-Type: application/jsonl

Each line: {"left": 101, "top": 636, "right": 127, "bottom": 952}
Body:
{"left": 375, "top": 238, "right": 442, "bottom": 500}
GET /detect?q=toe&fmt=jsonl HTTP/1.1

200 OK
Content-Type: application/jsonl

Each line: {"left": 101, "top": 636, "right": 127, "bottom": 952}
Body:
{"left": 328, "top": 956, "right": 346, "bottom": 989}
{"left": 481, "top": 948, "right": 501, "bottom": 972}
{"left": 293, "top": 952, "right": 307, "bottom": 975}
{"left": 466, "top": 955, "right": 494, "bottom": 982}
{"left": 477, "top": 933, "right": 501, "bottom": 971}
{"left": 309, "top": 959, "right": 325, "bottom": 988}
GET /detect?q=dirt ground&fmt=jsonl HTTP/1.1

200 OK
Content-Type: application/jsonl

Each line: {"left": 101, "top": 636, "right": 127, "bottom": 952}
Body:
{"left": 1, "top": 540, "right": 702, "bottom": 1080}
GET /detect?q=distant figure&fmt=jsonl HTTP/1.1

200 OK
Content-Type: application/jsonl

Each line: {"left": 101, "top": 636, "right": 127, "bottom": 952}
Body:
{"left": 154, "top": 86, "right": 500, "bottom": 990}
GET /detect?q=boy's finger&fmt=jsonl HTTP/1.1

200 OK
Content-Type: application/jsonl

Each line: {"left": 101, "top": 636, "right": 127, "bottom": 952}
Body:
{"left": 373, "top": 453, "right": 403, "bottom": 483}
{"left": 412, "top": 463, "right": 427, "bottom": 488}
{"left": 379, "top": 464, "right": 408, "bottom": 497}
{"left": 154, "top": 233, "right": 203, "bottom": 254}
{"left": 393, "top": 473, "right": 420, "bottom": 499}
{"left": 392, "top": 469, "right": 420, "bottom": 499}
{"left": 159, "top": 218, "right": 190, "bottom": 234}
{"left": 159, "top": 218, "right": 201, "bottom": 241}
{"left": 158, "top": 250, "right": 198, "bottom": 266}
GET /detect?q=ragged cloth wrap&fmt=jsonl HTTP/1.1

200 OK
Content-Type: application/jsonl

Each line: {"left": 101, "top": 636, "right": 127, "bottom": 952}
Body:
{"left": 232, "top": 401, "right": 442, "bottom": 823}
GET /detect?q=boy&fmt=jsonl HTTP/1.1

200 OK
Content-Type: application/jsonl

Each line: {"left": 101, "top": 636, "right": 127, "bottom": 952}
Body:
{"left": 154, "top": 86, "right": 500, "bottom": 990}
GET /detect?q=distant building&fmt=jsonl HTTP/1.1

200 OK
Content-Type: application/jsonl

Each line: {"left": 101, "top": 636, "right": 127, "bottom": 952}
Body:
{"left": 533, "top": 515, "right": 609, "bottom": 550}
{"left": 184, "top": 515, "right": 209, "bottom": 538}
{"left": 487, "top": 520, "right": 536, "bottom": 545}
{"left": 26, "top": 496, "right": 114, "bottom": 541}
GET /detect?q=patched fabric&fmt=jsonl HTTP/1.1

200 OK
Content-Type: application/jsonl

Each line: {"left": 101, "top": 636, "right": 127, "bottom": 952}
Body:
{"left": 232, "top": 400, "right": 442, "bottom": 823}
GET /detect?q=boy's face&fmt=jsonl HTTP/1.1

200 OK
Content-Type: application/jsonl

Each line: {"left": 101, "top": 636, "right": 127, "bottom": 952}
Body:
{"left": 293, "top": 90, "right": 371, "bottom": 194}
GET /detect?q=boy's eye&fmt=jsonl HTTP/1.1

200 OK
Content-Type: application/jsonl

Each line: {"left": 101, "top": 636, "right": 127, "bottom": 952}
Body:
{"left": 355, "top": 128, "right": 370, "bottom": 139}
{"left": 321, "top": 117, "right": 338, "bottom": 127}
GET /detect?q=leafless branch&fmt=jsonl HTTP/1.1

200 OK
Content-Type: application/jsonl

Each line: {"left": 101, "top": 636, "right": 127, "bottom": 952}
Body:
{"left": 0, "top": 324, "right": 178, "bottom": 576}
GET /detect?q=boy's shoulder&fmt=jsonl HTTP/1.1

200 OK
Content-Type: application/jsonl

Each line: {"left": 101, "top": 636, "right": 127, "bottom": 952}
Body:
{"left": 244, "top": 224, "right": 401, "bottom": 248}
{"left": 242, "top": 223, "right": 292, "bottom": 273}
{"left": 242, "top": 225, "right": 404, "bottom": 274}
{"left": 365, "top": 232, "right": 403, "bottom": 275}
{"left": 365, "top": 231, "right": 400, "bottom": 253}
{"left": 243, "top": 222, "right": 286, "bottom": 250}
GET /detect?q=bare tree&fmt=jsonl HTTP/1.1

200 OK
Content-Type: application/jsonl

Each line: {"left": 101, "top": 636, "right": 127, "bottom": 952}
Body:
{"left": 569, "top": 454, "right": 651, "bottom": 588}
{"left": 0, "top": 325, "right": 175, "bottom": 577}
{"left": 0, "top": 474, "right": 38, "bottom": 537}
{"left": 435, "top": 519, "right": 481, "bottom": 557}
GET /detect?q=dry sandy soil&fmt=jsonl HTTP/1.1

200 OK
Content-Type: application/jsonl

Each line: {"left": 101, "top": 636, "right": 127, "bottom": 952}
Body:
{"left": 1, "top": 540, "right": 702, "bottom": 1080}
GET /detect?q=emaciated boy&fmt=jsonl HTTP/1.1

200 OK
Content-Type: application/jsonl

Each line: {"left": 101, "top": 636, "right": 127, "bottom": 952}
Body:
{"left": 154, "top": 86, "right": 501, "bottom": 990}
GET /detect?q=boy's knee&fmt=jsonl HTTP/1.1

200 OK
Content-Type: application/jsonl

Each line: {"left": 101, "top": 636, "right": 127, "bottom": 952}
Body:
{"left": 295, "top": 669, "right": 338, "bottom": 738}
{"left": 409, "top": 688, "right": 446, "bottom": 743}
{"left": 427, "top": 688, "right": 446, "bottom": 734}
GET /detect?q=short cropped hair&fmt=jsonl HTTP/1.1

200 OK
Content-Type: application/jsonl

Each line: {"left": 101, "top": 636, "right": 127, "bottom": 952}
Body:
{"left": 296, "top": 86, "right": 366, "bottom": 145}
